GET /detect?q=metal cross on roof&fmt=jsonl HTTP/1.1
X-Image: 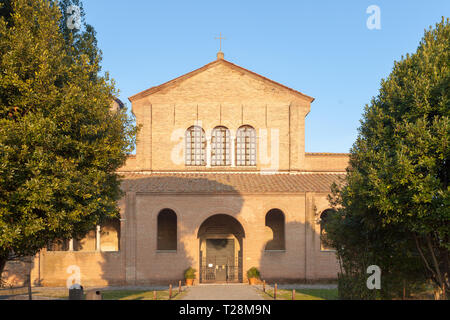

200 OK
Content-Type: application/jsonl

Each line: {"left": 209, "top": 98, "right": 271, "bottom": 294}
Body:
{"left": 215, "top": 32, "right": 226, "bottom": 52}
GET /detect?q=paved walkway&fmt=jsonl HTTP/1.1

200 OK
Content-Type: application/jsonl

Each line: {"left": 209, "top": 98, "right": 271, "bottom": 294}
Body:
{"left": 182, "top": 284, "right": 263, "bottom": 300}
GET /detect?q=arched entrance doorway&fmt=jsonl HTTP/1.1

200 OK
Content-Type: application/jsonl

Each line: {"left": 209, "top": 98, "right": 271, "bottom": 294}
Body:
{"left": 197, "top": 214, "right": 245, "bottom": 283}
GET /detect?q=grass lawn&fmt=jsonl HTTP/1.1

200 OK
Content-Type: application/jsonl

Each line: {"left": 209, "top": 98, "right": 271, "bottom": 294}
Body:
{"left": 101, "top": 289, "right": 187, "bottom": 300}
{"left": 259, "top": 285, "right": 436, "bottom": 300}
{"left": 0, "top": 287, "right": 188, "bottom": 300}
{"left": 261, "top": 288, "right": 339, "bottom": 300}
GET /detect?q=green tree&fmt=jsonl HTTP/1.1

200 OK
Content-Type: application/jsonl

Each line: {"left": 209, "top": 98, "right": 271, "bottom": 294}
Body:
{"left": 58, "top": 0, "right": 101, "bottom": 75}
{"left": 0, "top": 1, "right": 13, "bottom": 24}
{"left": 0, "top": 0, "right": 136, "bottom": 280}
{"left": 326, "top": 18, "right": 449, "bottom": 300}
{"left": 323, "top": 200, "right": 427, "bottom": 299}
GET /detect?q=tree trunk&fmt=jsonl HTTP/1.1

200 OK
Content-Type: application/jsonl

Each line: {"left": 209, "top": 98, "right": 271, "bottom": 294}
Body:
{"left": 27, "top": 274, "right": 32, "bottom": 300}
{"left": 412, "top": 233, "right": 447, "bottom": 300}
{"left": 442, "top": 246, "right": 449, "bottom": 300}
{"left": 413, "top": 234, "right": 436, "bottom": 278}
{"left": 403, "top": 279, "right": 406, "bottom": 300}
{"left": 425, "top": 234, "right": 447, "bottom": 300}
{"left": 0, "top": 254, "right": 8, "bottom": 286}
{"left": 27, "top": 256, "right": 33, "bottom": 300}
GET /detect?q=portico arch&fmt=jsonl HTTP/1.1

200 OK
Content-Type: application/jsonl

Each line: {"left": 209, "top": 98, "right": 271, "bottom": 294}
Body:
{"left": 197, "top": 214, "right": 245, "bottom": 283}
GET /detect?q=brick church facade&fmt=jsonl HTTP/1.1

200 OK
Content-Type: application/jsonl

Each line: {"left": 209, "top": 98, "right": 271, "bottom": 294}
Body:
{"left": 3, "top": 52, "right": 349, "bottom": 287}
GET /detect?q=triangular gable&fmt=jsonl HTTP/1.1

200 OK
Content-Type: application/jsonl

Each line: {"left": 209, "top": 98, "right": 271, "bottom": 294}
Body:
{"left": 128, "top": 58, "right": 315, "bottom": 103}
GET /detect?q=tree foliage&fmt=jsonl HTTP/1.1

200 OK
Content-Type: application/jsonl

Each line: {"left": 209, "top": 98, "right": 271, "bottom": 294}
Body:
{"left": 326, "top": 17, "right": 449, "bottom": 299}
{"left": 0, "top": 0, "right": 136, "bottom": 278}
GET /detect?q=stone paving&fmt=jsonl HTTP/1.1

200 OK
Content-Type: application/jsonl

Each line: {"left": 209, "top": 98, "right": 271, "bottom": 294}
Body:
{"left": 181, "top": 284, "right": 264, "bottom": 300}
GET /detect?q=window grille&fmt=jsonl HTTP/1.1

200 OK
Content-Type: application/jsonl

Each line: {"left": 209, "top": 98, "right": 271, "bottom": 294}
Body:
{"left": 211, "top": 126, "right": 231, "bottom": 166}
{"left": 236, "top": 126, "right": 256, "bottom": 166}
{"left": 185, "top": 126, "right": 206, "bottom": 166}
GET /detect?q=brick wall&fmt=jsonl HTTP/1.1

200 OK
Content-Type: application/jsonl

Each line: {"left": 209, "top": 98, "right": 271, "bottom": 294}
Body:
{"left": 304, "top": 153, "right": 350, "bottom": 172}
{"left": 2, "top": 191, "right": 338, "bottom": 287}
{"left": 128, "top": 61, "right": 312, "bottom": 173}
{"left": 2, "top": 58, "right": 347, "bottom": 287}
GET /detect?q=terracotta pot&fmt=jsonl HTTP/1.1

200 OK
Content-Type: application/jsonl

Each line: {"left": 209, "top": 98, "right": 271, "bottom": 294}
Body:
{"left": 185, "top": 278, "right": 195, "bottom": 286}
{"left": 248, "top": 278, "right": 258, "bottom": 285}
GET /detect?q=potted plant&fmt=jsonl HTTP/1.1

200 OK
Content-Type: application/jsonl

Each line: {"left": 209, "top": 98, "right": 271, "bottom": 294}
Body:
{"left": 184, "top": 267, "right": 197, "bottom": 286}
{"left": 247, "top": 267, "right": 260, "bottom": 285}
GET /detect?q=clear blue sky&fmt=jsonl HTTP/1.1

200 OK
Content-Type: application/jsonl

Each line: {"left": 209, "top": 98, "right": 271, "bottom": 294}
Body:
{"left": 83, "top": 0, "right": 449, "bottom": 153}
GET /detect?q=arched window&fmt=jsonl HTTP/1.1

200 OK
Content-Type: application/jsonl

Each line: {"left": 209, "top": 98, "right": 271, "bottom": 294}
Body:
{"left": 236, "top": 125, "right": 256, "bottom": 166}
{"left": 74, "top": 229, "right": 96, "bottom": 252}
{"left": 157, "top": 209, "right": 177, "bottom": 251}
{"left": 320, "top": 209, "right": 335, "bottom": 251}
{"left": 100, "top": 219, "right": 121, "bottom": 252}
{"left": 211, "top": 126, "right": 231, "bottom": 166}
{"left": 185, "top": 126, "right": 206, "bottom": 166}
{"left": 265, "top": 209, "right": 285, "bottom": 251}
{"left": 47, "top": 239, "right": 70, "bottom": 251}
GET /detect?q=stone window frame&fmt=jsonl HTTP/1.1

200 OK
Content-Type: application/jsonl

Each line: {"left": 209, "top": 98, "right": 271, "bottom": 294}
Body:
{"left": 236, "top": 125, "right": 257, "bottom": 167}
{"left": 185, "top": 125, "right": 206, "bottom": 166}
{"left": 319, "top": 209, "right": 336, "bottom": 252}
{"left": 211, "top": 126, "right": 231, "bottom": 166}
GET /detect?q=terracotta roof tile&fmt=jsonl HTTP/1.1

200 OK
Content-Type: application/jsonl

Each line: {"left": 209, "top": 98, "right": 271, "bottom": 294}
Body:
{"left": 120, "top": 173, "right": 345, "bottom": 194}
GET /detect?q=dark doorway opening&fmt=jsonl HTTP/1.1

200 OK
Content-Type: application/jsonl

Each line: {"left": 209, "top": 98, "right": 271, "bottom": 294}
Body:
{"left": 198, "top": 214, "right": 245, "bottom": 283}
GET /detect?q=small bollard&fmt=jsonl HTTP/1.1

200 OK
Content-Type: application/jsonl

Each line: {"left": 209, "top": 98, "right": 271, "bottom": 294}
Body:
{"left": 292, "top": 289, "right": 295, "bottom": 300}
{"left": 169, "top": 284, "right": 172, "bottom": 300}
{"left": 68, "top": 284, "right": 84, "bottom": 300}
{"left": 179, "top": 280, "right": 182, "bottom": 293}
{"left": 263, "top": 280, "right": 266, "bottom": 293}
{"left": 274, "top": 284, "right": 277, "bottom": 300}
{"left": 153, "top": 290, "right": 157, "bottom": 300}
{"left": 86, "top": 290, "right": 103, "bottom": 300}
